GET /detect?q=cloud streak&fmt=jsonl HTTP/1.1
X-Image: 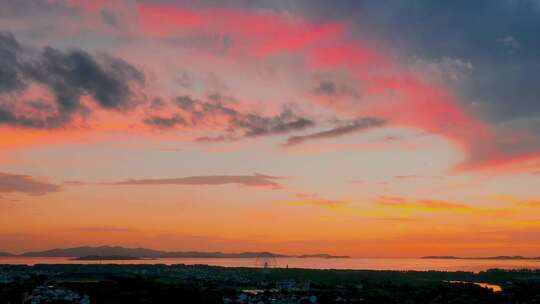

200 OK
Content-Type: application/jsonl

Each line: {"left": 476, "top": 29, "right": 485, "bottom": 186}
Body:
{"left": 376, "top": 196, "right": 510, "bottom": 216}
{"left": 143, "top": 115, "right": 186, "bottom": 129}
{"left": 287, "top": 192, "right": 347, "bottom": 208}
{"left": 377, "top": 196, "right": 469, "bottom": 209}
{"left": 0, "top": 172, "right": 61, "bottom": 196}
{"left": 288, "top": 198, "right": 347, "bottom": 208}
{"left": 113, "top": 173, "right": 283, "bottom": 189}
{"left": 284, "top": 117, "right": 385, "bottom": 146}
{"left": 162, "top": 95, "right": 315, "bottom": 140}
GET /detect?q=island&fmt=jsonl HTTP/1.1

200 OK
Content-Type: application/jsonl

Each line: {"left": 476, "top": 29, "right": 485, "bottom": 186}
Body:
{"left": 71, "top": 255, "right": 146, "bottom": 261}
{"left": 422, "top": 256, "right": 540, "bottom": 260}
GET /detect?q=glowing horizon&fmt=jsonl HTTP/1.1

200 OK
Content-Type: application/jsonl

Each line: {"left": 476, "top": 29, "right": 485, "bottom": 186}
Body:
{"left": 1, "top": 0, "right": 540, "bottom": 257}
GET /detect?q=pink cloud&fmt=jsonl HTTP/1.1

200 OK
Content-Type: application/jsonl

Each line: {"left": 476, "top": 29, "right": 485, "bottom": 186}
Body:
{"left": 4, "top": 2, "right": 540, "bottom": 173}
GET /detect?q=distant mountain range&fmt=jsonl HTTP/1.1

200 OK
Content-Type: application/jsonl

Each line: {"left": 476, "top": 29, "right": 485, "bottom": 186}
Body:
{"left": 1, "top": 246, "right": 350, "bottom": 259}
{"left": 422, "top": 256, "right": 540, "bottom": 260}
{"left": 2, "top": 248, "right": 539, "bottom": 260}
{"left": 71, "top": 255, "right": 147, "bottom": 261}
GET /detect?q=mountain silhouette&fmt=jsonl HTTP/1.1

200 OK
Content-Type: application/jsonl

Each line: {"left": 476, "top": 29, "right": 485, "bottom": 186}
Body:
{"left": 18, "top": 246, "right": 350, "bottom": 258}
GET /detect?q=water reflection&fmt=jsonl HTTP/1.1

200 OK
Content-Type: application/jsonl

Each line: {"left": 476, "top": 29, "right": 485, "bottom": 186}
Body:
{"left": 449, "top": 281, "right": 503, "bottom": 292}
{"left": 1, "top": 257, "right": 540, "bottom": 272}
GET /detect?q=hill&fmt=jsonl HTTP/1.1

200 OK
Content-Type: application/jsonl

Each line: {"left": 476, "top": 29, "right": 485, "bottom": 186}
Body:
{"left": 19, "top": 246, "right": 347, "bottom": 259}
{"left": 422, "top": 256, "right": 540, "bottom": 260}
{"left": 21, "top": 246, "right": 164, "bottom": 258}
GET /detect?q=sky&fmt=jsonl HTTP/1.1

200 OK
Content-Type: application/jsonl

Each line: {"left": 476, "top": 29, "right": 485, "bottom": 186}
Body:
{"left": 1, "top": 0, "right": 540, "bottom": 257}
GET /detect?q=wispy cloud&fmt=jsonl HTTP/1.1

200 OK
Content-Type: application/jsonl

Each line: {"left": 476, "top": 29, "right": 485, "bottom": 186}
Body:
{"left": 284, "top": 117, "right": 385, "bottom": 146}
{"left": 113, "top": 173, "right": 283, "bottom": 189}
{"left": 377, "top": 196, "right": 469, "bottom": 209}
{"left": 295, "top": 192, "right": 319, "bottom": 198}
{"left": 495, "top": 195, "right": 540, "bottom": 208}
{"left": 376, "top": 196, "right": 510, "bottom": 215}
{"left": 496, "top": 36, "right": 521, "bottom": 49}
{"left": 0, "top": 172, "right": 60, "bottom": 196}
{"left": 287, "top": 192, "right": 347, "bottom": 208}
{"left": 64, "top": 181, "right": 87, "bottom": 186}
{"left": 288, "top": 199, "right": 347, "bottom": 208}
{"left": 152, "top": 95, "right": 316, "bottom": 139}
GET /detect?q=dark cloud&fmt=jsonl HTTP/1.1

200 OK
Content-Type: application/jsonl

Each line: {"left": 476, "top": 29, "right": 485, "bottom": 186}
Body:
{"left": 143, "top": 115, "right": 186, "bottom": 129}
{"left": 171, "top": 95, "right": 315, "bottom": 140}
{"left": 0, "top": 172, "right": 61, "bottom": 196}
{"left": 63, "top": 181, "right": 87, "bottom": 186}
{"left": 284, "top": 117, "right": 385, "bottom": 146}
{"left": 0, "top": 32, "right": 24, "bottom": 93}
{"left": 100, "top": 9, "right": 119, "bottom": 28}
{"left": 174, "top": 95, "right": 237, "bottom": 124}
{"left": 238, "top": 110, "right": 314, "bottom": 138}
{"left": 313, "top": 80, "right": 337, "bottom": 96}
{"left": 196, "top": 135, "right": 238, "bottom": 143}
{"left": 113, "top": 173, "right": 282, "bottom": 189}
{"left": 0, "top": 31, "right": 145, "bottom": 129}
{"left": 312, "top": 80, "right": 359, "bottom": 98}
{"left": 190, "top": 0, "right": 540, "bottom": 135}
{"left": 328, "top": 1, "right": 540, "bottom": 126}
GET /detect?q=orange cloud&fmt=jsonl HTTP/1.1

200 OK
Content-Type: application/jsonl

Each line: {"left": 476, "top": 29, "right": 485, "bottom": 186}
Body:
{"left": 287, "top": 198, "right": 348, "bottom": 209}
{"left": 494, "top": 195, "right": 540, "bottom": 208}
{"left": 376, "top": 196, "right": 509, "bottom": 215}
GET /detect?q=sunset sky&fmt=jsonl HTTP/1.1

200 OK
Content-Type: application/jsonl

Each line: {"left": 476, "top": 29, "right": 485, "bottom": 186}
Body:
{"left": 1, "top": 0, "right": 540, "bottom": 257}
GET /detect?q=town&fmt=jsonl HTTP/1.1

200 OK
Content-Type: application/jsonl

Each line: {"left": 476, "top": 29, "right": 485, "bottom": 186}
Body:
{"left": 1, "top": 264, "right": 540, "bottom": 303}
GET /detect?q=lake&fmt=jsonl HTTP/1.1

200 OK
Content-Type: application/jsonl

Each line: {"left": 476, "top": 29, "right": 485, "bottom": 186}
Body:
{"left": 2, "top": 257, "right": 540, "bottom": 272}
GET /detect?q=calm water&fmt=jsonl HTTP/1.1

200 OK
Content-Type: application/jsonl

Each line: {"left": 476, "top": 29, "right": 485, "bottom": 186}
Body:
{"left": 2, "top": 257, "right": 540, "bottom": 272}
{"left": 449, "top": 281, "right": 503, "bottom": 292}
